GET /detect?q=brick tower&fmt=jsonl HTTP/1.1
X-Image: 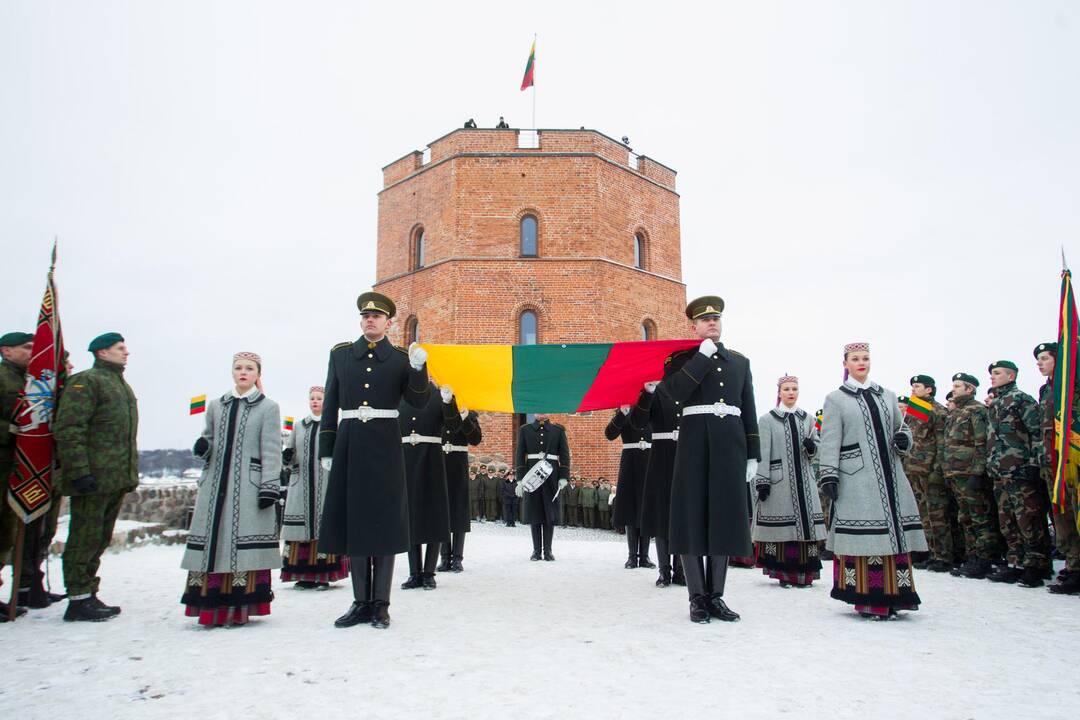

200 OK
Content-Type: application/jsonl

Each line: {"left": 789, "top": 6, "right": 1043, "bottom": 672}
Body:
{"left": 374, "top": 128, "right": 686, "bottom": 484}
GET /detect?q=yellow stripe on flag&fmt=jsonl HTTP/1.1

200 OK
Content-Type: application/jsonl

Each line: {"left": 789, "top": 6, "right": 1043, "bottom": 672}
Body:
{"left": 421, "top": 344, "right": 514, "bottom": 413}
{"left": 908, "top": 395, "right": 932, "bottom": 412}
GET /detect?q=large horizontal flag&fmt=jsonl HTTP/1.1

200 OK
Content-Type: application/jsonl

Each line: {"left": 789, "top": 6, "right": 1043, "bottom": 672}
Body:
{"left": 190, "top": 395, "right": 206, "bottom": 415}
{"left": 903, "top": 395, "right": 932, "bottom": 422}
{"left": 421, "top": 339, "right": 698, "bottom": 414}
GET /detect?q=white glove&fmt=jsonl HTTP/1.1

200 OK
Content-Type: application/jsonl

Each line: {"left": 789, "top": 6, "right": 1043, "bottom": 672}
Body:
{"left": 699, "top": 338, "right": 717, "bottom": 357}
{"left": 321, "top": 458, "right": 332, "bottom": 472}
{"left": 408, "top": 342, "right": 427, "bottom": 370}
{"left": 558, "top": 478, "right": 568, "bottom": 490}
{"left": 745, "top": 459, "right": 758, "bottom": 484}
{"left": 619, "top": 405, "right": 631, "bottom": 415}
{"left": 440, "top": 385, "right": 453, "bottom": 403}
{"left": 643, "top": 381, "right": 658, "bottom": 394}
{"left": 514, "top": 482, "right": 524, "bottom": 497}
{"left": 459, "top": 407, "right": 469, "bottom": 420}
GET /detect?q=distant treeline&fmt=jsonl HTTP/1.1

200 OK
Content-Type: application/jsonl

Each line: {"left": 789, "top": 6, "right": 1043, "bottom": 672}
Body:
{"left": 139, "top": 449, "right": 202, "bottom": 476}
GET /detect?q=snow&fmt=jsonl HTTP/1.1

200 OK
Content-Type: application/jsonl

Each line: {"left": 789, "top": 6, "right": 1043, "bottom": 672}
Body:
{"left": 4, "top": 521, "right": 1080, "bottom": 719}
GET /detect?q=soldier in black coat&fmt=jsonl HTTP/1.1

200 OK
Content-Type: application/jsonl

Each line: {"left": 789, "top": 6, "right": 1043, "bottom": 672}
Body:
{"left": 631, "top": 382, "right": 684, "bottom": 586}
{"left": 438, "top": 409, "right": 482, "bottom": 572}
{"left": 606, "top": 407, "right": 655, "bottom": 570}
{"left": 319, "top": 292, "right": 430, "bottom": 629}
{"left": 654, "top": 296, "right": 760, "bottom": 624}
{"left": 514, "top": 417, "right": 570, "bottom": 561}
{"left": 398, "top": 382, "right": 461, "bottom": 590}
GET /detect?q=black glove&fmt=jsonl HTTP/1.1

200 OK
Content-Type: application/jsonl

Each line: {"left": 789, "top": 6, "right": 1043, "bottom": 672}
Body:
{"left": 756, "top": 485, "right": 771, "bottom": 502}
{"left": 893, "top": 432, "right": 911, "bottom": 452}
{"left": 1025, "top": 465, "right": 1042, "bottom": 485}
{"left": 802, "top": 437, "right": 817, "bottom": 456}
{"left": 72, "top": 474, "right": 98, "bottom": 494}
{"left": 258, "top": 489, "right": 278, "bottom": 509}
{"left": 192, "top": 437, "right": 209, "bottom": 458}
{"left": 966, "top": 475, "right": 986, "bottom": 492}
{"left": 820, "top": 479, "right": 839, "bottom": 501}
{"left": 282, "top": 447, "right": 295, "bottom": 464}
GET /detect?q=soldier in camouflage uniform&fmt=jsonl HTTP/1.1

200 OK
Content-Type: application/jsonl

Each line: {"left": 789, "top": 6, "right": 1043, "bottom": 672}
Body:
{"left": 0, "top": 332, "right": 34, "bottom": 621}
{"left": 55, "top": 333, "right": 139, "bottom": 621}
{"left": 902, "top": 374, "right": 959, "bottom": 571}
{"left": 597, "top": 478, "right": 611, "bottom": 530}
{"left": 985, "top": 360, "right": 1052, "bottom": 587}
{"left": 1034, "top": 342, "right": 1080, "bottom": 594}
{"left": 942, "top": 373, "right": 997, "bottom": 579}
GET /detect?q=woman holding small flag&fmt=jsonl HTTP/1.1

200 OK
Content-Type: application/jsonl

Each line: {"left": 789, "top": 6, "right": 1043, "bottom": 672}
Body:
{"left": 750, "top": 375, "right": 826, "bottom": 587}
{"left": 181, "top": 351, "right": 283, "bottom": 627}
{"left": 281, "top": 386, "right": 349, "bottom": 589}
{"left": 818, "top": 343, "right": 927, "bottom": 619}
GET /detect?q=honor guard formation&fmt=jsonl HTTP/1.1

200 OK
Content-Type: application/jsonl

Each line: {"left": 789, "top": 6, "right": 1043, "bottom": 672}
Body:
{"left": 2, "top": 291, "right": 1078, "bottom": 628}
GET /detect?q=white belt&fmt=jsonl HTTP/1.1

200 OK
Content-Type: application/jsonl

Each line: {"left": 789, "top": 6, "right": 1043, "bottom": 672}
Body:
{"left": 340, "top": 407, "right": 400, "bottom": 423}
{"left": 651, "top": 431, "right": 679, "bottom": 441}
{"left": 443, "top": 443, "right": 469, "bottom": 454}
{"left": 402, "top": 432, "right": 442, "bottom": 445}
{"left": 682, "top": 403, "right": 742, "bottom": 418}
{"left": 622, "top": 441, "right": 652, "bottom": 451}
{"left": 527, "top": 453, "right": 559, "bottom": 461}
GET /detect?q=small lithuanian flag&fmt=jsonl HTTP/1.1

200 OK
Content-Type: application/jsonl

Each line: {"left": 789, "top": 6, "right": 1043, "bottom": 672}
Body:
{"left": 283, "top": 416, "right": 295, "bottom": 431}
{"left": 814, "top": 410, "right": 823, "bottom": 433}
{"left": 190, "top": 395, "right": 206, "bottom": 415}
{"left": 904, "top": 395, "right": 932, "bottom": 422}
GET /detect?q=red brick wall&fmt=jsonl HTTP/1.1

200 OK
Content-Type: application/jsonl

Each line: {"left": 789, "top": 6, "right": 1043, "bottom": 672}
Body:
{"left": 373, "top": 129, "right": 686, "bottom": 485}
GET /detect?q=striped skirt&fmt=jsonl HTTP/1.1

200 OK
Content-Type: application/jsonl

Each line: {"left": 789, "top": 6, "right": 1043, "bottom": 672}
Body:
{"left": 831, "top": 553, "right": 921, "bottom": 616}
{"left": 755, "top": 540, "right": 821, "bottom": 586}
{"left": 181, "top": 569, "right": 273, "bottom": 627}
{"left": 281, "top": 540, "right": 349, "bottom": 584}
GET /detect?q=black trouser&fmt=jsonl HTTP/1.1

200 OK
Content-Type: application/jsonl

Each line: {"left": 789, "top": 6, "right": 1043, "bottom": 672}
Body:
{"left": 626, "top": 526, "right": 651, "bottom": 561}
{"left": 530, "top": 521, "right": 554, "bottom": 554}
{"left": 503, "top": 501, "right": 517, "bottom": 525}
{"left": 656, "top": 537, "right": 677, "bottom": 576}
{"left": 349, "top": 555, "right": 395, "bottom": 603}
{"left": 408, "top": 544, "right": 440, "bottom": 576}
{"left": 680, "top": 555, "right": 729, "bottom": 598}
{"left": 440, "top": 533, "right": 466, "bottom": 563}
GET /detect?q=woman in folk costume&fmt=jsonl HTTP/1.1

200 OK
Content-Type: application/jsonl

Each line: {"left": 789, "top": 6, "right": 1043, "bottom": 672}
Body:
{"left": 752, "top": 375, "right": 827, "bottom": 587}
{"left": 818, "top": 343, "right": 927, "bottom": 619}
{"left": 281, "top": 386, "right": 349, "bottom": 589}
{"left": 182, "top": 352, "right": 283, "bottom": 626}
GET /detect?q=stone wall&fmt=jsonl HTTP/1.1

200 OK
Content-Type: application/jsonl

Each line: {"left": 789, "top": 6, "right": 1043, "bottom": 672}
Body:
{"left": 118, "top": 483, "right": 199, "bottom": 529}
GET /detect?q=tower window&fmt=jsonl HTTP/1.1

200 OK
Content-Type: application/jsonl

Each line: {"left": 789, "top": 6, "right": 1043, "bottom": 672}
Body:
{"left": 634, "top": 232, "right": 645, "bottom": 270}
{"left": 520, "top": 215, "right": 538, "bottom": 257}
{"left": 412, "top": 227, "right": 426, "bottom": 270}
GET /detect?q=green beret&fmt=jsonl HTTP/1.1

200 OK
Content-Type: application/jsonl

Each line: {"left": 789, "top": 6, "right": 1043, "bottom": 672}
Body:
{"left": 88, "top": 332, "right": 124, "bottom": 353}
{"left": 952, "top": 372, "right": 979, "bottom": 388}
{"left": 909, "top": 374, "right": 936, "bottom": 389}
{"left": 988, "top": 360, "right": 1018, "bottom": 374}
{"left": 686, "top": 295, "right": 724, "bottom": 320}
{"left": 356, "top": 291, "right": 396, "bottom": 318}
{"left": 1034, "top": 342, "right": 1058, "bottom": 358}
{"left": 0, "top": 331, "right": 33, "bottom": 348}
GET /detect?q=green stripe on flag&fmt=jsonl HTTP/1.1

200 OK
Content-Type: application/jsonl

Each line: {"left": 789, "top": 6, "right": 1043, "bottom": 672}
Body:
{"left": 511, "top": 344, "right": 612, "bottom": 413}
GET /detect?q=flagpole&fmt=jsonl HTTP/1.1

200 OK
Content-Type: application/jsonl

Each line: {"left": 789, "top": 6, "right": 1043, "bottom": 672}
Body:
{"left": 531, "top": 33, "right": 537, "bottom": 131}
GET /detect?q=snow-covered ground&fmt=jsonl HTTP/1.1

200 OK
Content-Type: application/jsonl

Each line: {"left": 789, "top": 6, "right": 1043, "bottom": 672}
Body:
{"left": 4, "top": 521, "right": 1080, "bottom": 719}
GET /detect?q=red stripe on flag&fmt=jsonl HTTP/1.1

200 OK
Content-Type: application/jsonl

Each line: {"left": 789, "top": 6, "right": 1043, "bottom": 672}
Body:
{"left": 576, "top": 339, "right": 699, "bottom": 412}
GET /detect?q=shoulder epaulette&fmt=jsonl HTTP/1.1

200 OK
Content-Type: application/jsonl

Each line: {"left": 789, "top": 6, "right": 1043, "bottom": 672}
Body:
{"left": 394, "top": 345, "right": 408, "bottom": 355}
{"left": 666, "top": 348, "right": 694, "bottom": 365}
{"left": 729, "top": 348, "right": 745, "bottom": 358}
{"left": 331, "top": 341, "right": 352, "bottom": 351}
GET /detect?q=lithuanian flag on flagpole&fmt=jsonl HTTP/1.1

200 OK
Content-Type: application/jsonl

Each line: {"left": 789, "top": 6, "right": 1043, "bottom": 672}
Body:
{"left": 420, "top": 339, "right": 698, "bottom": 414}
{"left": 904, "top": 395, "right": 933, "bottom": 423}
{"left": 283, "top": 417, "right": 295, "bottom": 432}
{"left": 520, "top": 38, "right": 536, "bottom": 91}
{"left": 190, "top": 395, "right": 206, "bottom": 415}
{"left": 1052, "top": 264, "right": 1079, "bottom": 513}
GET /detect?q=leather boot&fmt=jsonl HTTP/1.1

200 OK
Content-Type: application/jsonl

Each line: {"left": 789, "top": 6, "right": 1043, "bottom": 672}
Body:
{"left": 334, "top": 601, "right": 373, "bottom": 627}
{"left": 688, "top": 594, "right": 711, "bottom": 623}
{"left": 89, "top": 595, "right": 121, "bottom": 616}
{"left": 707, "top": 593, "right": 740, "bottom": 622}
{"left": 400, "top": 575, "right": 424, "bottom": 589}
{"left": 638, "top": 535, "right": 655, "bottom": 568}
{"left": 422, "top": 573, "right": 437, "bottom": 590}
{"left": 542, "top": 522, "right": 555, "bottom": 561}
{"left": 63, "top": 598, "right": 116, "bottom": 622}
{"left": 1048, "top": 571, "right": 1080, "bottom": 595}
{"left": 437, "top": 543, "right": 452, "bottom": 572}
{"left": 371, "top": 600, "right": 391, "bottom": 629}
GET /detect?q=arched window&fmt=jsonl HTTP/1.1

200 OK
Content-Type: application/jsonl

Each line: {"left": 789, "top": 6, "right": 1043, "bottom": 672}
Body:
{"left": 412, "top": 227, "right": 426, "bottom": 270}
{"left": 633, "top": 232, "right": 645, "bottom": 269}
{"left": 519, "top": 310, "right": 538, "bottom": 345}
{"left": 641, "top": 320, "right": 656, "bottom": 341}
{"left": 520, "top": 215, "right": 538, "bottom": 257}
{"left": 405, "top": 316, "right": 419, "bottom": 344}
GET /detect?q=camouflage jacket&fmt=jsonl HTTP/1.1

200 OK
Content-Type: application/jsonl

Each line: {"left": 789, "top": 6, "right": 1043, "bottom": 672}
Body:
{"left": 54, "top": 359, "right": 139, "bottom": 495}
{"left": 0, "top": 360, "right": 26, "bottom": 467}
{"left": 941, "top": 394, "right": 989, "bottom": 478}
{"left": 987, "top": 381, "right": 1043, "bottom": 478}
{"left": 1039, "top": 380, "right": 1080, "bottom": 468}
{"left": 902, "top": 397, "right": 947, "bottom": 477}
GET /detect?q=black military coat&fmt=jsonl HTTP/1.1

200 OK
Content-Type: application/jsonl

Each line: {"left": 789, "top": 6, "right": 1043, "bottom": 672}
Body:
{"left": 607, "top": 410, "right": 652, "bottom": 528}
{"left": 659, "top": 342, "right": 760, "bottom": 556}
{"left": 631, "top": 384, "right": 681, "bottom": 539}
{"left": 399, "top": 384, "right": 461, "bottom": 546}
{"left": 514, "top": 419, "right": 571, "bottom": 525}
{"left": 442, "top": 410, "right": 482, "bottom": 533}
{"left": 318, "top": 336, "right": 429, "bottom": 556}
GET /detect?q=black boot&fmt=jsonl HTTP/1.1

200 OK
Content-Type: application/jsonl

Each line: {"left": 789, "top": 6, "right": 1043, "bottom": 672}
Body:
{"left": 672, "top": 558, "right": 686, "bottom": 586}
{"left": 334, "top": 601, "right": 373, "bottom": 627}
{"left": 371, "top": 600, "right": 391, "bottom": 629}
{"left": 17, "top": 578, "right": 65, "bottom": 609}
{"left": 638, "top": 535, "right": 655, "bottom": 569}
{"left": 987, "top": 566, "right": 1023, "bottom": 584}
{"left": 0, "top": 600, "right": 27, "bottom": 622}
{"left": 1017, "top": 567, "right": 1046, "bottom": 588}
{"left": 925, "top": 559, "right": 952, "bottom": 573}
{"left": 625, "top": 526, "right": 640, "bottom": 568}
{"left": 624, "top": 555, "right": 639, "bottom": 569}
{"left": 530, "top": 524, "right": 543, "bottom": 560}
{"left": 400, "top": 575, "right": 423, "bottom": 589}
{"left": 707, "top": 593, "right": 740, "bottom": 622}
{"left": 422, "top": 573, "right": 437, "bottom": 590}
{"left": 655, "top": 567, "right": 672, "bottom": 587}
{"left": 542, "top": 522, "right": 555, "bottom": 561}
{"left": 688, "top": 594, "right": 711, "bottom": 624}
{"left": 449, "top": 533, "right": 465, "bottom": 572}
{"left": 89, "top": 595, "right": 121, "bottom": 616}
{"left": 1048, "top": 571, "right": 1080, "bottom": 595}
{"left": 437, "top": 543, "right": 452, "bottom": 573}
{"left": 63, "top": 598, "right": 116, "bottom": 622}
{"left": 958, "top": 557, "right": 992, "bottom": 580}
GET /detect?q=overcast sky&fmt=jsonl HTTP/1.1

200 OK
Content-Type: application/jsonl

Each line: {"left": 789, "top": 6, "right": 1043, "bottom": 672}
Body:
{"left": 2, "top": 1, "right": 1078, "bottom": 449}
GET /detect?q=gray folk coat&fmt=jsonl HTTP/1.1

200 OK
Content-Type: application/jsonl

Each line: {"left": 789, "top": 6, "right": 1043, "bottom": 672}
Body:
{"left": 751, "top": 407, "right": 826, "bottom": 543}
{"left": 182, "top": 389, "right": 283, "bottom": 574}
{"left": 818, "top": 382, "right": 928, "bottom": 557}
{"left": 282, "top": 415, "right": 328, "bottom": 543}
